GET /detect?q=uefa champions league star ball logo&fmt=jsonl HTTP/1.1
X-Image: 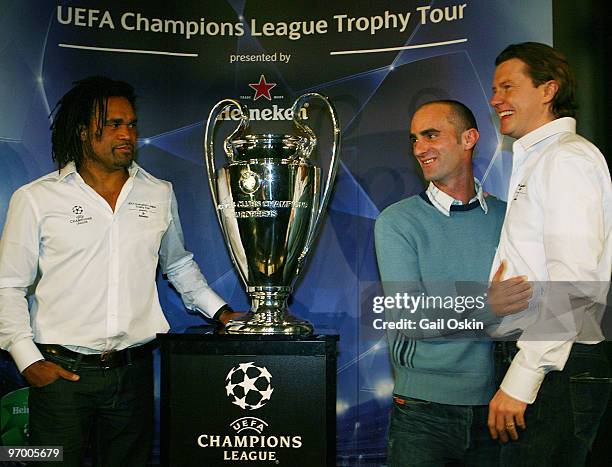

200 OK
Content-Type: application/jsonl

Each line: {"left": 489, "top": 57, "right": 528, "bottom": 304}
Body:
{"left": 225, "top": 362, "right": 274, "bottom": 411}
{"left": 238, "top": 170, "right": 261, "bottom": 195}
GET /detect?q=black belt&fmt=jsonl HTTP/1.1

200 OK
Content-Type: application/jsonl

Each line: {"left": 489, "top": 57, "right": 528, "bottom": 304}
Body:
{"left": 36, "top": 340, "right": 158, "bottom": 370}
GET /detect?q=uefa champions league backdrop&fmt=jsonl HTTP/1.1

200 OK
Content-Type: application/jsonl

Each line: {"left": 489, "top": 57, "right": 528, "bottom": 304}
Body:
{"left": 0, "top": 0, "right": 552, "bottom": 463}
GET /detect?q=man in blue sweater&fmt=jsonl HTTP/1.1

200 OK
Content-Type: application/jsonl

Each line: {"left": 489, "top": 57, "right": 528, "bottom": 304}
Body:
{"left": 375, "top": 100, "right": 530, "bottom": 466}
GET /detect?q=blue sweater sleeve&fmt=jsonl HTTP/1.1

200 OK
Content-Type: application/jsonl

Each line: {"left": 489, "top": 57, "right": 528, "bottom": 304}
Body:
{"left": 374, "top": 209, "right": 420, "bottom": 283}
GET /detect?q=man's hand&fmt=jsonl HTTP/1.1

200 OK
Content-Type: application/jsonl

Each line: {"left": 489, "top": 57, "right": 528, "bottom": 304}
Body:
{"left": 488, "top": 388, "right": 527, "bottom": 442}
{"left": 488, "top": 260, "right": 533, "bottom": 316}
{"left": 22, "top": 360, "right": 80, "bottom": 388}
{"left": 217, "top": 309, "right": 245, "bottom": 326}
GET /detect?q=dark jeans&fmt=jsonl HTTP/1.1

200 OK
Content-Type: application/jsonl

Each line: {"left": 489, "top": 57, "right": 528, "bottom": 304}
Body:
{"left": 495, "top": 342, "right": 611, "bottom": 467}
{"left": 28, "top": 350, "right": 154, "bottom": 467}
{"left": 386, "top": 396, "right": 499, "bottom": 466}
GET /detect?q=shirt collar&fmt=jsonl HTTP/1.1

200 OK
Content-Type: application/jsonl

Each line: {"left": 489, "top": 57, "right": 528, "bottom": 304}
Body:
{"left": 513, "top": 117, "right": 576, "bottom": 152}
{"left": 58, "top": 161, "right": 141, "bottom": 182}
{"left": 425, "top": 178, "right": 488, "bottom": 217}
{"left": 58, "top": 161, "right": 77, "bottom": 181}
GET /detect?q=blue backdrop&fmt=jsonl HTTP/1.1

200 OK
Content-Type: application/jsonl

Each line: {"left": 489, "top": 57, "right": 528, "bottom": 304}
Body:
{"left": 0, "top": 1, "right": 552, "bottom": 463}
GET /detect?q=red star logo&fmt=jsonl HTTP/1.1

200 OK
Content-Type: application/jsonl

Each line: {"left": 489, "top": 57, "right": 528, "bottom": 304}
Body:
{"left": 248, "top": 75, "right": 277, "bottom": 101}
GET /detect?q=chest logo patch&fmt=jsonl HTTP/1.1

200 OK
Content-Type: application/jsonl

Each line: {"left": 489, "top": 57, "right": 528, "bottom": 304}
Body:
{"left": 128, "top": 202, "right": 158, "bottom": 219}
{"left": 513, "top": 183, "right": 527, "bottom": 201}
{"left": 69, "top": 205, "right": 93, "bottom": 225}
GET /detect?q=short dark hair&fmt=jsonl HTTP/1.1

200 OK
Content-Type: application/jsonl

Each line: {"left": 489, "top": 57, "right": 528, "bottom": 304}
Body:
{"left": 50, "top": 76, "right": 136, "bottom": 169}
{"left": 417, "top": 100, "right": 478, "bottom": 141}
{"left": 495, "top": 42, "right": 576, "bottom": 118}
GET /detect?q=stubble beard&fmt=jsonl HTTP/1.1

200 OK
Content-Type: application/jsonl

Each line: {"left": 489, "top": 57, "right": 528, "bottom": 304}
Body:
{"left": 112, "top": 146, "right": 135, "bottom": 168}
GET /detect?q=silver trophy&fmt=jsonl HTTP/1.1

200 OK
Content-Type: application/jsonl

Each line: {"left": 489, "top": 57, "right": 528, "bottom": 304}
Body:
{"left": 204, "top": 93, "right": 340, "bottom": 335}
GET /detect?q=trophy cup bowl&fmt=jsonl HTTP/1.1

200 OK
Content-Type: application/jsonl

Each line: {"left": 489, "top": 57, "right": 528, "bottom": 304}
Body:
{"left": 204, "top": 93, "right": 340, "bottom": 335}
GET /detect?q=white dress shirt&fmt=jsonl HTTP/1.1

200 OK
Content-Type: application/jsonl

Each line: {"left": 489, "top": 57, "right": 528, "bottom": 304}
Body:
{"left": 490, "top": 117, "right": 612, "bottom": 403}
{"left": 0, "top": 162, "right": 226, "bottom": 372}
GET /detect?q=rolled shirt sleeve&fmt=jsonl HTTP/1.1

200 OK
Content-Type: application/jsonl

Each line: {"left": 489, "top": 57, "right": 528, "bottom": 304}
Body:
{"left": 158, "top": 188, "right": 226, "bottom": 318}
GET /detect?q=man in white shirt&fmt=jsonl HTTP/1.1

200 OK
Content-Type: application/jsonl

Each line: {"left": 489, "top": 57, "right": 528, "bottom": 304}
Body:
{"left": 488, "top": 42, "right": 611, "bottom": 465}
{"left": 0, "top": 76, "right": 236, "bottom": 466}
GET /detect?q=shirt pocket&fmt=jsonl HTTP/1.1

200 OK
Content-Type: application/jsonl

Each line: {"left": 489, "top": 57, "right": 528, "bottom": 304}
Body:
{"left": 122, "top": 200, "right": 170, "bottom": 258}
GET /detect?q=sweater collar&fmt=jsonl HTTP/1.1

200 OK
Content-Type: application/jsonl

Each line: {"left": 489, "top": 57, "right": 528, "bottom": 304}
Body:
{"left": 424, "top": 178, "right": 488, "bottom": 216}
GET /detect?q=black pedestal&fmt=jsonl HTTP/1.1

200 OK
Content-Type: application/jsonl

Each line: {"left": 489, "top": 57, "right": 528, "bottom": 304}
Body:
{"left": 158, "top": 332, "right": 338, "bottom": 466}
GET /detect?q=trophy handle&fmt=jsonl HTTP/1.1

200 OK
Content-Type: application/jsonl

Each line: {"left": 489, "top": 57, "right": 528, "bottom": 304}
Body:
{"left": 291, "top": 93, "right": 341, "bottom": 264}
{"left": 204, "top": 99, "right": 249, "bottom": 228}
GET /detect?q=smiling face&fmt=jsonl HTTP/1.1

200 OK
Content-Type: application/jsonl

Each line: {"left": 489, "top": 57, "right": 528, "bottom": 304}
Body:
{"left": 490, "top": 58, "right": 557, "bottom": 139}
{"left": 81, "top": 96, "right": 137, "bottom": 172}
{"left": 410, "top": 103, "right": 475, "bottom": 189}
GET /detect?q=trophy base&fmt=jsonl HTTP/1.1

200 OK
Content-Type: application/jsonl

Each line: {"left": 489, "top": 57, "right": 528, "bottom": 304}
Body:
{"left": 225, "top": 311, "right": 313, "bottom": 336}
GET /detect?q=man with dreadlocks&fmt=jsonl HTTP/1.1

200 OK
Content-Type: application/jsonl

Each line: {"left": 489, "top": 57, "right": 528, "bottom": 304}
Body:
{"left": 0, "top": 76, "right": 235, "bottom": 466}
